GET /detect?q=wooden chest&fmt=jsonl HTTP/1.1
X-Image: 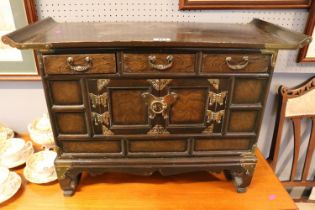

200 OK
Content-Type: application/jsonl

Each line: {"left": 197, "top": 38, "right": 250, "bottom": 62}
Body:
{"left": 2, "top": 18, "right": 310, "bottom": 196}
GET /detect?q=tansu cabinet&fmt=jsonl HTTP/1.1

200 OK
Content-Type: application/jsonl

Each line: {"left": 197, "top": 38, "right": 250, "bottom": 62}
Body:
{"left": 2, "top": 18, "right": 310, "bottom": 196}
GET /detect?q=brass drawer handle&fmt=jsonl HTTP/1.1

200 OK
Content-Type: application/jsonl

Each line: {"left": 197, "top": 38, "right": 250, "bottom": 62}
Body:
{"left": 148, "top": 55, "right": 174, "bottom": 71}
{"left": 225, "top": 56, "right": 249, "bottom": 70}
{"left": 67, "top": 56, "right": 92, "bottom": 72}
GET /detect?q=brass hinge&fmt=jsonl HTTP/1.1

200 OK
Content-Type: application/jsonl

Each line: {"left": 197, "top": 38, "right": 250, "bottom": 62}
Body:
{"left": 89, "top": 92, "right": 108, "bottom": 108}
{"left": 91, "top": 112, "right": 110, "bottom": 126}
{"left": 208, "top": 91, "right": 228, "bottom": 106}
{"left": 206, "top": 110, "right": 225, "bottom": 124}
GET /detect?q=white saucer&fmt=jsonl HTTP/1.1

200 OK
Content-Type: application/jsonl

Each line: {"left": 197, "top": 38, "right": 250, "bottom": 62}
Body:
{"left": 23, "top": 166, "right": 57, "bottom": 184}
{"left": 0, "top": 172, "right": 21, "bottom": 203}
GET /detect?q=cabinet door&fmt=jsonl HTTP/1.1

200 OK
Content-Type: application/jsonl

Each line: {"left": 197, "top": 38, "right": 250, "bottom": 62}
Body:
{"left": 158, "top": 78, "right": 229, "bottom": 134}
{"left": 87, "top": 79, "right": 155, "bottom": 135}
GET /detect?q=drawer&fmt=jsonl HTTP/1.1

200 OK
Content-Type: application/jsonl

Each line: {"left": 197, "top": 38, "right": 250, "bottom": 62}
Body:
{"left": 194, "top": 138, "right": 252, "bottom": 152}
{"left": 202, "top": 54, "right": 269, "bottom": 73}
{"left": 43, "top": 54, "right": 116, "bottom": 74}
{"left": 62, "top": 140, "right": 121, "bottom": 153}
{"left": 128, "top": 139, "right": 187, "bottom": 153}
{"left": 122, "top": 53, "right": 196, "bottom": 74}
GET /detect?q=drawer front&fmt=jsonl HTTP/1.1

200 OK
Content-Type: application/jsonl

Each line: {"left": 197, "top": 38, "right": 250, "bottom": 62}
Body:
{"left": 122, "top": 53, "right": 196, "bottom": 74}
{"left": 194, "top": 138, "right": 252, "bottom": 152}
{"left": 62, "top": 140, "right": 121, "bottom": 154}
{"left": 43, "top": 54, "right": 116, "bottom": 74}
{"left": 202, "top": 54, "right": 269, "bottom": 73}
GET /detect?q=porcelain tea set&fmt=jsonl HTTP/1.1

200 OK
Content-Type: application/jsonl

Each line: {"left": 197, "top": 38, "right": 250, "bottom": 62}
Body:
{"left": 0, "top": 114, "right": 57, "bottom": 203}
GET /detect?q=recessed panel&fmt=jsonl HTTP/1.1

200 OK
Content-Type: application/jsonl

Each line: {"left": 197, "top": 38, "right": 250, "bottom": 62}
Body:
{"left": 228, "top": 110, "right": 258, "bottom": 132}
{"left": 50, "top": 81, "right": 82, "bottom": 105}
{"left": 170, "top": 89, "right": 207, "bottom": 124}
{"left": 129, "top": 140, "right": 187, "bottom": 153}
{"left": 62, "top": 141, "right": 121, "bottom": 153}
{"left": 195, "top": 138, "right": 250, "bottom": 151}
{"left": 56, "top": 112, "right": 87, "bottom": 134}
{"left": 233, "top": 78, "right": 267, "bottom": 104}
{"left": 111, "top": 89, "right": 148, "bottom": 125}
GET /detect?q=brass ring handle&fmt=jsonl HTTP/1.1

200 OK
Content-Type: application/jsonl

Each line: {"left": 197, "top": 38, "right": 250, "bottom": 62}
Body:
{"left": 67, "top": 56, "right": 92, "bottom": 72}
{"left": 142, "top": 92, "right": 178, "bottom": 119}
{"left": 148, "top": 55, "right": 174, "bottom": 71}
{"left": 225, "top": 56, "right": 249, "bottom": 70}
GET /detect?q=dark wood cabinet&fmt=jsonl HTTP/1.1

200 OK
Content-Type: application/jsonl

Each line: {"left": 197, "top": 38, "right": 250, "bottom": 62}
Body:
{"left": 2, "top": 18, "right": 310, "bottom": 196}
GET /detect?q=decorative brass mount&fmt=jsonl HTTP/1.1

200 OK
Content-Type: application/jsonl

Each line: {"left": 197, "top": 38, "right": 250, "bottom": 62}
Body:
{"left": 206, "top": 110, "right": 225, "bottom": 124}
{"left": 208, "top": 79, "right": 220, "bottom": 90}
{"left": 147, "top": 124, "right": 170, "bottom": 135}
{"left": 91, "top": 112, "right": 110, "bottom": 126}
{"left": 97, "top": 79, "right": 110, "bottom": 91}
{"left": 208, "top": 91, "right": 227, "bottom": 106}
{"left": 142, "top": 92, "right": 178, "bottom": 119}
{"left": 89, "top": 93, "right": 108, "bottom": 108}
{"left": 147, "top": 79, "right": 173, "bottom": 91}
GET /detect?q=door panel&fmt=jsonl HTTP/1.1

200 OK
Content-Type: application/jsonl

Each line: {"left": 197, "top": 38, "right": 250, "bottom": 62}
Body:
{"left": 170, "top": 88, "right": 207, "bottom": 124}
{"left": 163, "top": 78, "right": 229, "bottom": 134}
{"left": 87, "top": 79, "right": 154, "bottom": 135}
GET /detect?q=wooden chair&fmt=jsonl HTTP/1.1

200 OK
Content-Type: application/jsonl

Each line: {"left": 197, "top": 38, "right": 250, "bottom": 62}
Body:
{"left": 269, "top": 77, "right": 315, "bottom": 188}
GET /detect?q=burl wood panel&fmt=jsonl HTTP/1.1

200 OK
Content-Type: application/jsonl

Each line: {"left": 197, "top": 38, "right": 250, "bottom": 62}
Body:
{"left": 170, "top": 89, "right": 207, "bottom": 124}
{"left": 111, "top": 89, "right": 147, "bottom": 125}
{"left": 228, "top": 110, "right": 258, "bottom": 132}
{"left": 62, "top": 141, "right": 121, "bottom": 153}
{"left": 195, "top": 138, "right": 250, "bottom": 151}
{"left": 56, "top": 112, "right": 87, "bottom": 134}
{"left": 122, "top": 53, "right": 195, "bottom": 73}
{"left": 129, "top": 140, "right": 187, "bottom": 153}
{"left": 202, "top": 54, "right": 269, "bottom": 73}
{"left": 50, "top": 81, "right": 82, "bottom": 105}
{"left": 233, "top": 78, "right": 267, "bottom": 104}
{"left": 43, "top": 54, "right": 116, "bottom": 74}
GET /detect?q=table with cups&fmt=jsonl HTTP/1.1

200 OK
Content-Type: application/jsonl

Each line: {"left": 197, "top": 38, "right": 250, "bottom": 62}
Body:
{"left": 0, "top": 114, "right": 57, "bottom": 203}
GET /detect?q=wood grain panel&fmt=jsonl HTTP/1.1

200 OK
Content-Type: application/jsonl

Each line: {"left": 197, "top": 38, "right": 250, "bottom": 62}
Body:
{"left": 111, "top": 89, "right": 147, "bottom": 125}
{"left": 129, "top": 140, "right": 187, "bottom": 153}
{"left": 233, "top": 78, "right": 267, "bottom": 104}
{"left": 123, "top": 53, "right": 195, "bottom": 74}
{"left": 56, "top": 113, "right": 87, "bottom": 134}
{"left": 62, "top": 141, "right": 121, "bottom": 153}
{"left": 43, "top": 54, "right": 116, "bottom": 74}
{"left": 50, "top": 81, "right": 82, "bottom": 105}
{"left": 170, "top": 89, "right": 207, "bottom": 124}
{"left": 228, "top": 110, "right": 258, "bottom": 132}
{"left": 195, "top": 138, "right": 250, "bottom": 151}
{"left": 202, "top": 54, "right": 269, "bottom": 73}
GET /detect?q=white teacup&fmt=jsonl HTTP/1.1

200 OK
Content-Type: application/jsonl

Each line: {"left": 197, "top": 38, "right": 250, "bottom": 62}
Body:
{"left": 0, "top": 138, "right": 33, "bottom": 164}
{"left": 26, "top": 151, "right": 57, "bottom": 178}
{"left": 0, "top": 125, "right": 14, "bottom": 142}
{"left": 0, "top": 167, "right": 9, "bottom": 194}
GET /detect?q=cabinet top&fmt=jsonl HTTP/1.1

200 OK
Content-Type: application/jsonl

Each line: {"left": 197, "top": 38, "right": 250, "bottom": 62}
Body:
{"left": 2, "top": 17, "right": 311, "bottom": 50}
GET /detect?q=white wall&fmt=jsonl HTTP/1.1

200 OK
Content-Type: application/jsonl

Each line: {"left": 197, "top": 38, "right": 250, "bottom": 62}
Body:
{"left": 0, "top": 81, "right": 47, "bottom": 133}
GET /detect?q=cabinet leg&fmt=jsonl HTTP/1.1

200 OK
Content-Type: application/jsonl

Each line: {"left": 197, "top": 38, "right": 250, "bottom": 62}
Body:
{"left": 223, "top": 170, "right": 233, "bottom": 180}
{"left": 230, "top": 164, "right": 256, "bottom": 193}
{"left": 56, "top": 167, "right": 82, "bottom": 197}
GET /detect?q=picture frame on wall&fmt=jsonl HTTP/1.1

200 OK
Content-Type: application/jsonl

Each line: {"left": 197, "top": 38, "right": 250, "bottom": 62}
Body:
{"left": 179, "top": 0, "right": 311, "bottom": 10}
{"left": 0, "top": 0, "right": 39, "bottom": 80}
{"left": 298, "top": 2, "right": 315, "bottom": 62}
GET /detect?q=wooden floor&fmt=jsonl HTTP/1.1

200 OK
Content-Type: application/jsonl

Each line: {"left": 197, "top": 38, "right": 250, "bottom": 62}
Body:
{"left": 1, "top": 150, "right": 297, "bottom": 210}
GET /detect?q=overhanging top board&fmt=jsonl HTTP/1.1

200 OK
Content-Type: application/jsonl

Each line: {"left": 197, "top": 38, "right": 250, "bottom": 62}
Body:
{"left": 1, "top": 17, "right": 311, "bottom": 50}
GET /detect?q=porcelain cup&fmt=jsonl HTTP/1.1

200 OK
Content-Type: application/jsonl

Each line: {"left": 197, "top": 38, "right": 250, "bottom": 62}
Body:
{"left": 26, "top": 151, "right": 57, "bottom": 178}
{"left": 0, "top": 138, "right": 33, "bottom": 164}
